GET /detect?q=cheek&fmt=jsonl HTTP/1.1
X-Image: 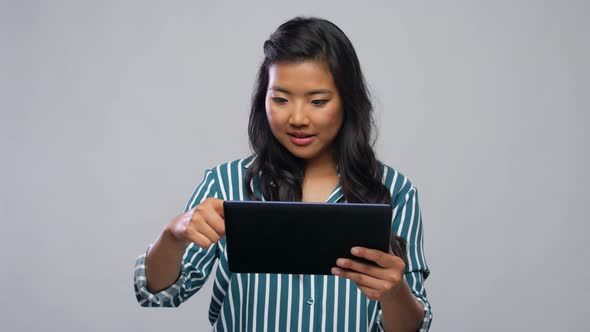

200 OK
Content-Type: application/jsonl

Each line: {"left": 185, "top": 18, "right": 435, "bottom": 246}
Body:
{"left": 264, "top": 104, "right": 283, "bottom": 131}
{"left": 264, "top": 99, "right": 275, "bottom": 124}
{"left": 264, "top": 98, "right": 271, "bottom": 120}
{"left": 318, "top": 106, "right": 343, "bottom": 134}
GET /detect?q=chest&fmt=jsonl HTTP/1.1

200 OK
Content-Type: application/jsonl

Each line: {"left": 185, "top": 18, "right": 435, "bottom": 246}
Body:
{"left": 301, "top": 174, "right": 340, "bottom": 202}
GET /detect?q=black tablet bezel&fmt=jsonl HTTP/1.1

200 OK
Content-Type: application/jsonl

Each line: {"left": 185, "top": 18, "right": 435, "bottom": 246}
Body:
{"left": 223, "top": 201, "right": 393, "bottom": 275}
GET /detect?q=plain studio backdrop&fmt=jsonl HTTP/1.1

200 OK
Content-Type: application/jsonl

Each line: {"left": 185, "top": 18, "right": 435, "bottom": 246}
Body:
{"left": 1, "top": 0, "right": 588, "bottom": 331}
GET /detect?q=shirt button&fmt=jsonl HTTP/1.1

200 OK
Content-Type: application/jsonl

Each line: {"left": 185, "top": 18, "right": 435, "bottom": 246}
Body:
{"left": 307, "top": 297, "right": 314, "bottom": 305}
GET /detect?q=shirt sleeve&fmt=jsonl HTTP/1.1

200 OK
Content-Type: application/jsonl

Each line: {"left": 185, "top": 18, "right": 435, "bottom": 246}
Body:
{"left": 133, "top": 168, "right": 221, "bottom": 307}
{"left": 376, "top": 183, "right": 433, "bottom": 331}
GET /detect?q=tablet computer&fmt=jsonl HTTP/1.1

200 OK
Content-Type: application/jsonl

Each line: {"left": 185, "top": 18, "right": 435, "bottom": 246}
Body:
{"left": 223, "top": 201, "right": 392, "bottom": 275}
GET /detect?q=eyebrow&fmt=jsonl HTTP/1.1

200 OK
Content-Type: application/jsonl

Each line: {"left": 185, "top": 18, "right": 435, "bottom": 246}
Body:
{"left": 269, "top": 86, "right": 333, "bottom": 97}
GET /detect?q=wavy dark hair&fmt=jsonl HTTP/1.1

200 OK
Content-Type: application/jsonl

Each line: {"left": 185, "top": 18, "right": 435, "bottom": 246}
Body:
{"left": 245, "top": 17, "right": 406, "bottom": 258}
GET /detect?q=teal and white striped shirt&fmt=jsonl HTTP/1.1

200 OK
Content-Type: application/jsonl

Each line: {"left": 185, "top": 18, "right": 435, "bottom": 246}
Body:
{"left": 134, "top": 155, "right": 432, "bottom": 331}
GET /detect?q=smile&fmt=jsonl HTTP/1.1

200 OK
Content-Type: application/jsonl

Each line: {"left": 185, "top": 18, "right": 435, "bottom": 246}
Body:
{"left": 288, "top": 133, "right": 316, "bottom": 146}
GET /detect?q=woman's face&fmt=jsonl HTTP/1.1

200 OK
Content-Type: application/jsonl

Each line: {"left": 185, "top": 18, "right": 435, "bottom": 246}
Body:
{"left": 265, "top": 60, "right": 343, "bottom": 165}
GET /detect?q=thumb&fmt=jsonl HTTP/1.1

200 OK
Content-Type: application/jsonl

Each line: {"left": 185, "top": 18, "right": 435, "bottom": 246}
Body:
{"left": 213, "top": 198, "right": 225, "bottom": 218}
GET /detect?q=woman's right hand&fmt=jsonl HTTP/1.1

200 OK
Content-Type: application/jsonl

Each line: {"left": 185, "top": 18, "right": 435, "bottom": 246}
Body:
{"left": 166, "top": 197, "right": 226, "bottom": 249}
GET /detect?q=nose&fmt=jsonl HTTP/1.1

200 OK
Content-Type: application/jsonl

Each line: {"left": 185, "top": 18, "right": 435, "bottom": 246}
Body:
{"left": 288, "top": 102, "right": 309, "bottom": 127}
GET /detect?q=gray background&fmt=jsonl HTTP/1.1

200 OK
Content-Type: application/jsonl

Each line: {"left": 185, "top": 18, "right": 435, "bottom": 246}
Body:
{"left": 1, "top": 0, "right": 588, "bottom": 331}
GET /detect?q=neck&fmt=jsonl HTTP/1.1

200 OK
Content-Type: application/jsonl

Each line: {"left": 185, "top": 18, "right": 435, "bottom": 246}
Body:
{"left": 304, "top": 151, "right": 338, "bottom": 177}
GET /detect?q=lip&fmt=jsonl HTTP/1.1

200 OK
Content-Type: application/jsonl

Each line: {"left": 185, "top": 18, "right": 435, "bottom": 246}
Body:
{"left": 288, "top": 132, "right": 315, "bottom": 146}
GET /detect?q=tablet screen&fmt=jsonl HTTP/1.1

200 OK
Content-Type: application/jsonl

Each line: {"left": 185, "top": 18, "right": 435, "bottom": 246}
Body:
{"left": 223, "top": 201, "right": 392, "bottom": 275}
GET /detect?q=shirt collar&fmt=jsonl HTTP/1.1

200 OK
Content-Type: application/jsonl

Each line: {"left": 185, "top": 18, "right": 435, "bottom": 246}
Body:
{"left": 244, "top": 154, "right": 344, "bottom": 203}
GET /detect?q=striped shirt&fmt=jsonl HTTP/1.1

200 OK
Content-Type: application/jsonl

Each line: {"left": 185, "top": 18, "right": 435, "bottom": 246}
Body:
{"left": 134, "top": 155, "right": 432, "bottom": 331}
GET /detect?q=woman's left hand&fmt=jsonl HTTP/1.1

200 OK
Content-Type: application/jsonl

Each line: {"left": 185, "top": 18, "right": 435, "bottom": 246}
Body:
{"left": 331, "top": 246, "right": 406, "bottom": 302}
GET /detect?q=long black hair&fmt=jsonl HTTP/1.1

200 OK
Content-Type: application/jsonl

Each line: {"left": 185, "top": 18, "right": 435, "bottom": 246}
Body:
{"left": 245, "top": 17, "right": 406, "bottom": 258}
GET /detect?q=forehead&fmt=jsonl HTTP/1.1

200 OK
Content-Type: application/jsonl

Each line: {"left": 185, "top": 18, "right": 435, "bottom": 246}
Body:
{"left": 267, "top": 61, "right": 336, "bottom": 92}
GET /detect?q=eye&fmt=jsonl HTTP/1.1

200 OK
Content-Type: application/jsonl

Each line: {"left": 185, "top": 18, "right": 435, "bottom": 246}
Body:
{"left": 272, "top": 97, "right": 288, "bottom": 104}
{"left": 311, "top": 99, "right": 328, "bottom": 106}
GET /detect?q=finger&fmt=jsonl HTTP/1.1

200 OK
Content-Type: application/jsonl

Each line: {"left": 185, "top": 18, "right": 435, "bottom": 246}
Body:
{"left": 335, "top": 258, "right": 392, "bottom": 281}
{"left": 207, "top": 197, "right": 225, "bottom": 218}
{"left": 331, "top": 267, "right": 389, "bottom": 291}
{"left": 350, "top": 247, "right": 398, "bottom": 268}
{"left": 199, "top": 203, "right": 226, "bottom": 236}
{"left": 191, "top": 212, "right": 222, "bottom": 243}
{"left": 185, "top": 226, "right": 214, "bottom": 248}
{"left": 357, "top": 285, "right": 383, "bottom": 301}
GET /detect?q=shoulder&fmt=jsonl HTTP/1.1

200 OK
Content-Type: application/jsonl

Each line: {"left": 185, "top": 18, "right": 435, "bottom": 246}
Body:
{"left": 207, "top": 155, "right": 256, "bottom": 177}
{"left": 377, "top": 161, "right": 419, "bottom": 206}
{"left": 203, "top": 155, "right": 257, "bottom": 200}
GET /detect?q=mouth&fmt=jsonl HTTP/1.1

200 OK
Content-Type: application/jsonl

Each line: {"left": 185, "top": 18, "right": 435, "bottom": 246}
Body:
{"left": 288, "top": 132, "right": 314, "bottom": 138}
{"left": 288, "top": 132, "right": 316, "bottom": 146}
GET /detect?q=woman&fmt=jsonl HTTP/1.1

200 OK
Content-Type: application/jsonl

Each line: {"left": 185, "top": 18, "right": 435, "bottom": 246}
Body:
{"left": 134, "top": 17, "right": 432, "bottom": 332}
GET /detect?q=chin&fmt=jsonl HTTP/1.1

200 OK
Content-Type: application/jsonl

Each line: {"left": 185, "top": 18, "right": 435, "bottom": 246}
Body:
{"left": 288, "top": 150, "right": 315, "bottom": 160}
{"left": 284, "top": 146, "right": 318, "bottom": 160}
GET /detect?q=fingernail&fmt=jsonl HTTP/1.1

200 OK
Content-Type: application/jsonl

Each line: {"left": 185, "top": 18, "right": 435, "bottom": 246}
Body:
{"left": 351, "top": 247, "right": 360, "bottom": 255}
{"left": 331, "top": 267, "right": 340, "bottom": 276}
{"left": 336, "top": 258, "right": 346, "bottom": 266}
